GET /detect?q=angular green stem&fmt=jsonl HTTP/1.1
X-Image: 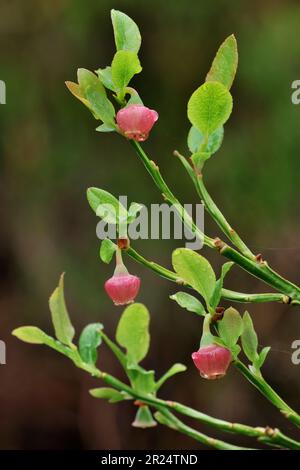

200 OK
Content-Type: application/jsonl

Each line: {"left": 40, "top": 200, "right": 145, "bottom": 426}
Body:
{"left": 126, "top": 246, "right": 291, "bottom": 305}
{"left": 129, "top": 141, "right": 300, "bottom": 303}
{"left": 235, "top": 360, "right": 300, "bottom": 428}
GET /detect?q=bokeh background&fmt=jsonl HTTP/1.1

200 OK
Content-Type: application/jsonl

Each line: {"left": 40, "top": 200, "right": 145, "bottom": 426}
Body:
{"left": 1, "top": 0, "right": 300, "bottom": 450}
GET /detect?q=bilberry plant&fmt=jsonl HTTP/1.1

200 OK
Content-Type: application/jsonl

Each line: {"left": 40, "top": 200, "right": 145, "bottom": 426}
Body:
{"left": 12, "top": 9, "right": 300, "bottom": 450}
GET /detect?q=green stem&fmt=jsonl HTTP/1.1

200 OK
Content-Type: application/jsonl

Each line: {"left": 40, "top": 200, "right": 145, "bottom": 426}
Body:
{"left": 235, "top": 360, "right": 300, "bottom": 428}
{"left": 154, "top": 408, "right": 251, "bottom": 450}
{"left": 129, "top": 141, "right": 300, "bottom": 303}
{"left": 126, "top": 246, "right": 291, "bottom": 305}
{"left": 174, "top": 150, "right": 254, "bottom": 258}
{"left": 96, "top": 370, "right": 298, "bottom": 450}
{"left": 57, "top": 349, "right": 300, "bottom": 449}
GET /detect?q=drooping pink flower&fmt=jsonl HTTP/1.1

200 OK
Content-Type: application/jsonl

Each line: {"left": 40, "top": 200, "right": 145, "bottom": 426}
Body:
{"left": 104, "top": 273, "right": 141, "bottom": 306}
{"left": 192, "top": 344, "right": 232, "bottom": 380}
{"left": 116, "top": 104, "right": 159, "bottom": 141}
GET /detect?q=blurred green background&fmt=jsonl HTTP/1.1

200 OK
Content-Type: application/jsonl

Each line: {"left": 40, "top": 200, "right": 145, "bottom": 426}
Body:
{"left": 1, "top": 0, "right": 300, "bottom": 450}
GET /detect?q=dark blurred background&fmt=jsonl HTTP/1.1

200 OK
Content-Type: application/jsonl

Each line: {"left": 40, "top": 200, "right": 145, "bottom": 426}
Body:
{"left": 1, "top": 0, "right": 300, "bottom": 450}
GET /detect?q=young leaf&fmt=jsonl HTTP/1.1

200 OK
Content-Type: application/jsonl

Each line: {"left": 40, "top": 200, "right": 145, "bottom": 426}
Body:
{"left": 188, "top": 125, "right": 224, "bottom": 155}
{"left": 97, "top": 66, "right": 115, "bottom": 91}
{"left": 100, "top": 238, "right": 117, "bottom": 264}
{"left": 85, "top": 86, "right": 116, "bottom": 127}
{"left": 172, "top": 248, "right": 216, "bottom": 305}
{"left": 255, "top": 346, "right": 271, "bottom": 370}
{"left": 210, "top": 262, "right": 234, "bottom": 309}
{"left": 65, "top": 81, "right": 91, "bottom": 109}
{"left": 187, "top": 81, "right": 233, "bottom": 136}
{"left": 206, "top": 34, "right": 238, "bottom": 90}
{"left": 89, "top": 387, "right": 125, "bottom": 403}
{"left": 49, "top": 274, "right": 75, "bottom": 346}
{"left": 218, "top": 307, "right": 243, "bottom": 348}
{"left": 241, "top": 311, "right": 258, "bottom": 362}
{"left": 116, "top": 303, "right": 150, "bottom": 366}
{"left": 96, "top": 123, "right": 116, "bottom": 133}
{"left": 111, "top": 50, "right": 142, "bottom": 92}
{"left": 111, "top": 9, "right": 141, "bottom": 53}
{"left": 77, "top": 68, "right": 103, "bottom": 93}
{"left": 191, "top": 151, "right": 211, "bottom": 171}
{"left": 128, "top": 202, "right": 143, "bottom": 222}
{"left": 170, "top": 292, "right": 206, "bottom": 316}
{"left": 86, "top": 187, "right": 128, "bottom": 223}
{"left": 12, "top": 326, "right": 51, "bottom": 345}
{"left": 129, "top": 367, "right": 156, "bottom": 394}
{"left": 155, "top": 363, "right": 187, "bottom": 391}
{"left": 79, "top": 323, "right": 103, "bottom": 365}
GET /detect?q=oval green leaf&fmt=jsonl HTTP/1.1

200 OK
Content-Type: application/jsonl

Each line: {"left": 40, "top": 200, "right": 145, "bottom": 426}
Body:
{"left": 116, "top": 303, "right": 150, "bottom": 366}
{"left": 187, "top": 81, "right": 233, "bottom": 136}
{"left": 172, "top": 248, "right": 216, "bottom": 305}
{"left": 111, "top": 9, "right": 141, "bottom": 53}
{"left": 49, "top": 274, "right": 75, "bottom": 346}
{"left": 206, "top": 34, "right": 238, "bottom": 90}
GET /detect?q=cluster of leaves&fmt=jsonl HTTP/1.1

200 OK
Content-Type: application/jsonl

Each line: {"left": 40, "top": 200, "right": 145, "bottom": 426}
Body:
{"left": 12, "top": 275, "right": 186, "bottom": 427}
{"left": 65, "top": 10, "right": 143, "bottom": 133}
{"left": 170, "top": 248, "right": 270, "bottom": 373}
{"left": 187, "top": 35, "right": 237, "bottom": 171}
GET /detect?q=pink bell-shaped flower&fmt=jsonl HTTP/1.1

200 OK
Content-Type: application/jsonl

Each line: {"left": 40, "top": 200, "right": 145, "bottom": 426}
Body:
{"left": 104, "top": 247, "right": 140, "bottom": 306}
{"left": 105, "top": 273, "right": 140, "bottom": 306}
{"left": 116, "top": 104, "right": 158, "bottom": 142}
{"left": 192, "top": 344, "right": 232, "bottom": 380}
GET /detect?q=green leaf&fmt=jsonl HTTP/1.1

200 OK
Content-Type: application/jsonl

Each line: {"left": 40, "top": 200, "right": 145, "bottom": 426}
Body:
{"left": 65, "top": 81, "right": 92, "bottom": 110}
{"left": 155, "top": 363, "right": 187, "bottom": 391}
{"left": 12, "top": 326, "right": 80, "bottom": 364}
{"left": 188, "top": 125, "right": 224, "bottom": 154}
{"left": 111, "top": 50, "right": 142, "bottom": 92}
{"left": 210, "top": 262, "right": 234, "bottom": 309}
{"left": 49, "top": 274, "right": 75, "bottom": 346}
{"left": 218, "top": 307, "right": 243, "bottom": 348}
{"left": 191, "top": 151, "right": 211, "bottom": 172}
{"left": 89, "top": 387, "right": 125, "bottom": 403}
{"left": 129, "top": 367, "right": 156, "bottom": 394}
{"left": 172, "top": 248, "right": 216, "bottom": 305}
{"left": 241, "top": 311, "right": 258, "bottom": 362}
{"left": 206, "top": 34, "right": 238, "bottom": 90}
{"left": 96, "top": 123, "right": 116, "bottom": 133}
{"left": 170, "top": 292, "right": 206, "bottom": 316}
{"left": 100, "top": 238, "right": 117, "bottom": 264}
{"left": 86, "top": 187, "right": 128, "bottom": 224}
{"left": 128, "top": 202, "right": 143, "bottom": 222}
{"left": 97, "top": 66, "right": 115, "bottom": 91}
{"left": 77, "top": 68, "right": 103, "bottom": 94}
{"left": 79, "top": 323, "right": 103, "bottom": 365}
{"left": 111, "top": 9, "right": 141, "bottom": 53}
{"left": 116, "top": 303, "right": 150, "bottom": 366}
{"left": 12, "top": 326, "right": 50, "bottom": 345}
{"left": 254, "top": 346, "right": 270, "bottom": 370}
{"left": 85, "top": 86, "right": 116, "bottom": 127}
{"left": 187, "top": 81, "right": 233, "bottom": 136}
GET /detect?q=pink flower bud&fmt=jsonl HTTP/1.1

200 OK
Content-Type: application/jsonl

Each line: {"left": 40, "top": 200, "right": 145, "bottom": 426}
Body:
{"left": 192, "top": 344, "right": 232, "bottom": 380}
{"left": 116, "top": 104, "right": 159, "bottom": 142}
{"left": 104, "top": 273, "right": 141, "bottom": 306}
